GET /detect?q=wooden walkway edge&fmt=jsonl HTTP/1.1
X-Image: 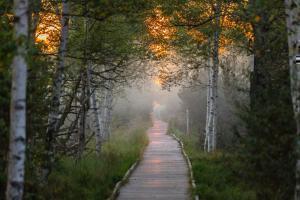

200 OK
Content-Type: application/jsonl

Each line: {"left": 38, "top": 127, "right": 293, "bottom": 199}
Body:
{"left": 116, "top": 120, "right": 191, "bottom": 200}
{"left": 171, "top": 134, "right": 199, "bottom": 200}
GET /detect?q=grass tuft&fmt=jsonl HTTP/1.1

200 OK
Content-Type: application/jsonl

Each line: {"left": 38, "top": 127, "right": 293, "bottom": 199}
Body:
{"left": 169, "top": 126, "right": 256, "bottom": 200}
{"left": 42, "top": 125, "right": 149, "bottom": 200}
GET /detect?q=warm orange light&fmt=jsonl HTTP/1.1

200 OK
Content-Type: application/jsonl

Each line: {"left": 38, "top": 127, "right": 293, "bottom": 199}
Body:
{"left": 149, "top": 43, "right": 171, "bottom": 58}
{"left": 35, "top": 0, "right": 61, "bottom": 53}
{"left": 177, "top": 0, "right": 253, "bottom": 54}
{"left": 145, "top": 7, "right": 176, "bottom": 57}
{"left": 153, "top": 76, "right": 162, "bottom": 86}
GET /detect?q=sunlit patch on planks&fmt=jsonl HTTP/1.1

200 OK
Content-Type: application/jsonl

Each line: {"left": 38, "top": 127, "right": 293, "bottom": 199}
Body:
{"left": 117, "top": 120, "right": 190, "bottom": 200}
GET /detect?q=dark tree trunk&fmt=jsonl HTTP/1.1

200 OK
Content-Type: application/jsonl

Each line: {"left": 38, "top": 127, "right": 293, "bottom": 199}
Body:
{"left": 247, "top": 1, "right": 297, "bottom": 199}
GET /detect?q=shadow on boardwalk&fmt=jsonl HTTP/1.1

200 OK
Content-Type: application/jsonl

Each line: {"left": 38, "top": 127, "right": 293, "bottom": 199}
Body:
{"left": 117, "top": 119, "right": 190, "bottom": 200}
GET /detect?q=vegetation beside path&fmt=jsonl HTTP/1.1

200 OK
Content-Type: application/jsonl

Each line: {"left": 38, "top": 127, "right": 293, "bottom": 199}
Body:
{"left": 38, "top": 123, "right": 149, "bottom": 200}
{"left": 168, "top": 125, "right": 256, "bottom": 200}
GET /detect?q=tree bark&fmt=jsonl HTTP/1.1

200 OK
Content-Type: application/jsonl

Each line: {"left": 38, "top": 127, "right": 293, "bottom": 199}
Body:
{"left": 44, "top": 0, "right": 69, "bottom": 180}
{"left": 204, "top": 61, "right": 212, "bottom": 151}
{"left": 186, "top": 108, "right": 190, "bottom": 135}
{"left": 284, "top": 1, "right": 300, "bottom": 199}
{"left": 77, "top": 72, "right": 87, "bottom": 160}
{"left": 6, "top": 0, "right": 29, "bottom": 199}
{"left": 104, "top": 82, "right": 113, "bottom": 140}
{"left": 247, "top": 0, "right": 296, "bottom": 198}
{"left": 205, "top": 2, "right": 220, "bottom": 152}
{"left": 87, "top": 65, "right": 103, "bottom": 155}
{"left": 101, "top": 87, "right": 109, "bottom": 141}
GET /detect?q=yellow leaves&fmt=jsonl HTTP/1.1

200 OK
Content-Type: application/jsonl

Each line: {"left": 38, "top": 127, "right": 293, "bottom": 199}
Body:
{"left": 149, "top": 43, "right": 171, "bottom": 58}
{"left": 145, "top": 8, "right": 176, "bottom": 41}
{"left": 222, "top": 15, "right": 237, "bottom": 29}
{"left": 145, "top": 7, "right": 177, "bottom": 58}
{"left": 35, "top": 0, "right": 61, "bottom": 53}
{"left": 187, "top": 29, "right": 207, "bottom": 43}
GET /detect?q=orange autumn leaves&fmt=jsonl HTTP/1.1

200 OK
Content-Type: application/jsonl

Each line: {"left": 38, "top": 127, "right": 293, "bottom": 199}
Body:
{"left": 35, "top": 1, "right": 61, "bottom": 53}
{"left": 145, "top": 8, "right": 176, "bottom": 58}
{"left": 145, "top": 2, "right": 253, "bottom": 57}
{"left": 184, "top": 1, "right": 253, "bottom": 54}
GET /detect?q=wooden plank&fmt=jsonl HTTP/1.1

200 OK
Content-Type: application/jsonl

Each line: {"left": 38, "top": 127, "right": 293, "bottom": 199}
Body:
{"left": 117, "top": 120, "right": 191, "bottom": 200}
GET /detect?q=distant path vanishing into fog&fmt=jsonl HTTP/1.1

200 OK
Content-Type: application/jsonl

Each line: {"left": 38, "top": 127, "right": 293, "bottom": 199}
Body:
{"left": 117, "top": 119, "right": 190, "bottom": 200}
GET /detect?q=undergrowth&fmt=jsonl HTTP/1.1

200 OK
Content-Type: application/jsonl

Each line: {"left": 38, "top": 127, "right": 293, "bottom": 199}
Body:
{"left": 41, "top": 125, "right": 149, "bottom": 200}
{"left": 169, "top": 126, "right": 256, "bottom": 200}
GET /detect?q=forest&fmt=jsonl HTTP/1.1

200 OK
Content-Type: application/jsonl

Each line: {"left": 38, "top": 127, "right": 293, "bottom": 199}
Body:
{"left": 1, "top": 0, "right": 300, "bottom": 200}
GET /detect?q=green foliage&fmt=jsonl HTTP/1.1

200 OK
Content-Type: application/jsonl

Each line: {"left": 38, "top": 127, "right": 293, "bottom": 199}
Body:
{"left": 0, "top": 67, "right": 10, "bottom": 199}
{"left": 169, "top": 125, "right": 256, "bottom": 200}
{"left": 0, "top": 7, "right": 13, "bottom": 196}
{"left": 37, "top": 125, "right": 149, "bottom": 200}
{"left": 240, "top": 1, "right": 297, "bottom": 199}
{"left": 0, "top": 4, "right": 52, "bottom": 198}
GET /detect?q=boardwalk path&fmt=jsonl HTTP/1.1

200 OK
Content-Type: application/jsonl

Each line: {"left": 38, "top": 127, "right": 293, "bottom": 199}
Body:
{"left": 117, "top": 120, "right": 190, "bottom": 200}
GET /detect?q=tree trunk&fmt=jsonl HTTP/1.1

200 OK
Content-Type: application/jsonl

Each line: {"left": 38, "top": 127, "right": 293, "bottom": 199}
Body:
{"left": 43, "top": 0, "right": 69, "bottom": 180}
{"left": 204, "top": 62, "right": 212, "bottom": 151}
{"left": 87, "top": 65, "right": 103, "bottom": 155}
{"left": 77, "top": 6, "right": 89, "bottom": 160}
{"left": 284, "top": 1, "right": 300, "bottom": 199}
{"left": 211, "top": 8, "right": 220, "bottom": 150}
{"left": 30, "top": 0, "right": 41, "bottom": 39}
{"left": 246, "top": 0, "right": 296, "bottom": 198}
{"left": 105, "top": 82, "right": 113, "bottom": 140}
{"left": 77, "top": 73, "right": 87, "bottom": 160}
{"left": 101, "top": 88, "right": 109, "bottom": 140}
{"left": 6, "top": 0, "right": 29, "bottom": 199}
{"left": 205, "top": 2, "right": 220, "bottom": 152}
{"left": 186, "top": 108, "right": 190, "bottom": 135}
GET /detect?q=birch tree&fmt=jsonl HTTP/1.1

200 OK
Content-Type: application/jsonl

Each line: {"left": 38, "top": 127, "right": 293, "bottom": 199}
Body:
{"left": 6, "top": 0, "right": 29, "bottom": 199}
{"left": 104, "top": 83, "right": 114, "bottom": 140}
{"left": 77, "top": 4, "right": 89, "bottom": 160}
{"left": 205, "top": 2, "right": 221, "bottom": 152}
{"left": 186, "top": 108, "right": 190, "bottom": 135}
{"left": 284, "top": 1, "right": 300, "bottom": 199}
{"left": 204, "top": 59, "right": 212, "bottom": 151}
{"left": 77, "top": 69, "right": 87, "bottom": 160}
{"left": 44, "top": 0, "right": 69, "bottom": 179}
{"left": 87, "top": 65, "right": 103, "bottom": 155}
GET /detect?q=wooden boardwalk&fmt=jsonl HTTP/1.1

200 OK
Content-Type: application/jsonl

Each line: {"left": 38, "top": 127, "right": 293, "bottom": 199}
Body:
{"left": 117, "top": 120, "right": 190, "bottom": 200}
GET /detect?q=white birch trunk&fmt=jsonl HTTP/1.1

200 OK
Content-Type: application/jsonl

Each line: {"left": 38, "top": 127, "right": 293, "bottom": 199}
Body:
{"left": 207, "top": 65, "right": 214, "bottom": 152}
{"left": 44, "top": 0, "right": 69, "bottom": 178}
{"left": 284, "top": 1, "right": 300, "bottom": 199}
{"left": 206, "top": 2, "right": 221, "bottom": 152}
{"left": 204, "top": 64, "right": 212, "bottom": 151}
{"left": 93, "top": 91, "right": 103, "bottom": 154}
{"left": 100, "top": 78, "right": 114, "bottom": 141}
{"left": 99, "top": 88, "right": 108, "bottom": 140}
{"left": 77, "top": 7, "right": 90, "bottom": 160}
{"left": 212, "top": 2, "right": 221, "bottom": 151}
{"left": 47, "top": 0, "right": 69, "bottom": 133}
{"left": 186, "top": 108, "right": 190, "bottom": 135}
{"left": 6, "top": 0, "right": 28, "bottom": 199}
{"left": 87, "top": 65, "right": 102, "bottom": 155}
{"left": 105, "top": 84, "right": 113, "bottom": 139}
{"left": 77, "top": 81, "right": 86, "bottom": 159}
{"left": 102, "top": 88, "right": 110, "bottom": 140}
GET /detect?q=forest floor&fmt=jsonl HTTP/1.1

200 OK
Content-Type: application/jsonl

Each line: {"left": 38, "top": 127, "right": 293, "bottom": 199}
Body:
{"left": 117, "top": 119, "right": 190, "bottom": 200}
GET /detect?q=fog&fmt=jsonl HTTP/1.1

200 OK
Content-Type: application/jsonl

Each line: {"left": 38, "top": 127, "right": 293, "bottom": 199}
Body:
{"left": 113, "top": 52, "right": 251, "bottom": 149}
